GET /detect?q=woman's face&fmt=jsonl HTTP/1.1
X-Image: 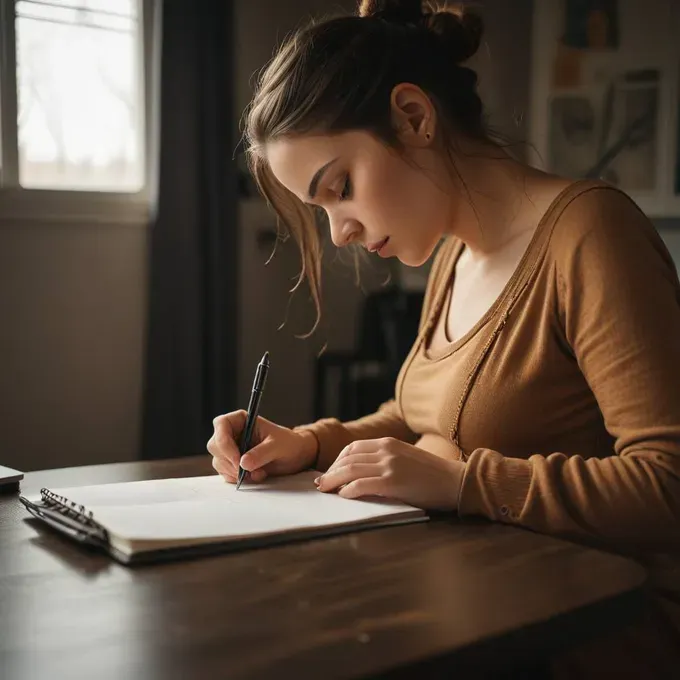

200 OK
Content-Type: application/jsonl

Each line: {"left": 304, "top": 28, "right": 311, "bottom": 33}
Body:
{"left": 265, "top": 129, "right": 454, "bottom": 266}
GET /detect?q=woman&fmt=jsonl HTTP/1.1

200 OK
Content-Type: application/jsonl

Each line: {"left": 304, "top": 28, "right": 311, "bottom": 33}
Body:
{"left": 208, "top": 0, "right": 680, "bottom": 676}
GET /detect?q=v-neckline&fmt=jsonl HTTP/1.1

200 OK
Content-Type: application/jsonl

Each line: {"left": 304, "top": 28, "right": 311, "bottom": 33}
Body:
{"left": 421, "top": 180, "right": 585, "bottom": 362}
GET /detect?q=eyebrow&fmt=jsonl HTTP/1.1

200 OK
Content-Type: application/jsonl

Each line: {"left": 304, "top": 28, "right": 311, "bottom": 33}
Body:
{"left": 308, "top": 157, "right": 339, "bottom": 200}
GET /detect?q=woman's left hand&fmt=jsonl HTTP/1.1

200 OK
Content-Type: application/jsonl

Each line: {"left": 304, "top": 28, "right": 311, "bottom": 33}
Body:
{"left": 315, "top": 437, "right": 466, "bottom": 511}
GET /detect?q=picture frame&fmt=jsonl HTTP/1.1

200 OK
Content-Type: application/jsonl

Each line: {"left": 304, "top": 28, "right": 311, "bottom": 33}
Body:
{"left": 529, "top": 0, "right": 680, "bottom": 217}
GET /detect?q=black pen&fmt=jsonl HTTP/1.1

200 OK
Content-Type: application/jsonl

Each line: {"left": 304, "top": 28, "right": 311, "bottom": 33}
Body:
{"left": 236, "top": 351, "right": 270, "bottom": 490}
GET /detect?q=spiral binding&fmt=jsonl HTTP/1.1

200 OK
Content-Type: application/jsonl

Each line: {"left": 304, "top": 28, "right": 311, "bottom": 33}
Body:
{"left": 40, "top": 488, "right": 109, "bottom": 542}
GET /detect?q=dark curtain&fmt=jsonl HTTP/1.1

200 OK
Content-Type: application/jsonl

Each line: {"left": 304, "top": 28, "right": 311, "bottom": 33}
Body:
{"left": 140, "top": 0, "right": 238, "bottom": 459}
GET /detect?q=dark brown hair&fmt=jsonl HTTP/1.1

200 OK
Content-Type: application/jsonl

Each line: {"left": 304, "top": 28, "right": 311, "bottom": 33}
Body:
{"left": 244, "top": 0, "right": 488, "bottom": 333}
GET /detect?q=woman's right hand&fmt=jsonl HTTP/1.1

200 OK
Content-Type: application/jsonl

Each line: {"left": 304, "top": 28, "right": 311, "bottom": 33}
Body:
{"left": 207, "top": 411, "right": 319, "bottom": 484}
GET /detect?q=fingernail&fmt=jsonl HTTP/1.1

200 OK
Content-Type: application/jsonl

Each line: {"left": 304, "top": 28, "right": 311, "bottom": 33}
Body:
{"left": 314, "top": 476, "right": 321, "bottom": 486}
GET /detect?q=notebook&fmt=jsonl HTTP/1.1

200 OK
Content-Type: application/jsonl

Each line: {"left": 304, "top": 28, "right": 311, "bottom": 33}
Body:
{"left": 1, "top": 464, "right": 24, "bottom": 492}
{"left": 20, "top": 471, "right": 428, "bottom": 564}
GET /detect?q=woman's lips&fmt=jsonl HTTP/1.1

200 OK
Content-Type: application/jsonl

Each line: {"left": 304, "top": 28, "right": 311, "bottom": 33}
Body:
{"left": 368, "top": 236, "right": 390, "bottom": 255}
{"left": 377, "top": 237, "right": 391, "bottom": 257}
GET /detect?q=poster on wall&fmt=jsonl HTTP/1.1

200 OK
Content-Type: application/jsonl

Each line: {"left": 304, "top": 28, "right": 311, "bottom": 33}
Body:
{"left": 562, "top": 0, "right": 619, "bottom": 49}
{"left": 545, "top": 0, "right": 665, "bottom": 194}
{"left": 533, "top": 0, "right": 680, "bottom": 215}
{"left": 549, "top": 69, "right": 659, "bottom": 190}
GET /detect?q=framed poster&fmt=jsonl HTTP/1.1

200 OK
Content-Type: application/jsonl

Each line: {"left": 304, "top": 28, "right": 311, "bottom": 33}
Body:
{"left": 529, "top": 0, "right": 680, "bottom": 217}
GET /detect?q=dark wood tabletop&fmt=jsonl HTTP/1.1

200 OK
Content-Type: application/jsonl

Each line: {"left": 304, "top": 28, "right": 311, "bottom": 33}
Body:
{"left": 0, "top": 456, "right": 647, "bottom": 680}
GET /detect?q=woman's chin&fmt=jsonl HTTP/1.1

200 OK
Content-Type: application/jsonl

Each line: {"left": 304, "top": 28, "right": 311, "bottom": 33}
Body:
{"left": 397, "top": 249, "right": 435, "bottom": 268}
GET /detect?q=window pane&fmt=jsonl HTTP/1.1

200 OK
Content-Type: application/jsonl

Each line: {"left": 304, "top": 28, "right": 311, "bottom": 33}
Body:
{"left": 15, "top": 0, "right": 143, "bottom": 191}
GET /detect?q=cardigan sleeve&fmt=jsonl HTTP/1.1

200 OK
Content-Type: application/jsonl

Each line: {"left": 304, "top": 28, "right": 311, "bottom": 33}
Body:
{"left": 458, "top": 187, "right": 680, "bottom": 550}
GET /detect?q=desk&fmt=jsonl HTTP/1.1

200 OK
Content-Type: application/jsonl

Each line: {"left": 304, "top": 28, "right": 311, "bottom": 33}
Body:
{"left": 0, "top": 456, "right": 646, "bottom": 680}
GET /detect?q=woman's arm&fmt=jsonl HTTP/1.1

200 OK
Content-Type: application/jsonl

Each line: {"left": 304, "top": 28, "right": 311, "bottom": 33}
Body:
{"left": 458, "top": 188, "right": 680, "bottom": 550}
{"left": 296, "top": 399, "right": 418, "bottom": 471}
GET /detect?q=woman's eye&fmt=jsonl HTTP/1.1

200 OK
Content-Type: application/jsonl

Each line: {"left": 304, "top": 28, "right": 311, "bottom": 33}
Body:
{"left": 339, "top": 174, "right": 352, "bottom": 201}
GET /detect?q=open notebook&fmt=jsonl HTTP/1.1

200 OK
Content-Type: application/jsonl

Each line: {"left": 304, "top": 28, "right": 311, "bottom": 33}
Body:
{"left": 20, "top": 471, "right": 428, "bottom": 564}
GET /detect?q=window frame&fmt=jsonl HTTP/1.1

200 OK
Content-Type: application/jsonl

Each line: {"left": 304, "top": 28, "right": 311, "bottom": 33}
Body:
{"left": 0, "top": 0, "right": 158, "bottom": 225}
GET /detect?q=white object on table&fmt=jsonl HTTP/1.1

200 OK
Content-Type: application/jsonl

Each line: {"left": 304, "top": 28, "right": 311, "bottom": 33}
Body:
{"left": 0, "top": 465, "right": 24, "bottom": 488}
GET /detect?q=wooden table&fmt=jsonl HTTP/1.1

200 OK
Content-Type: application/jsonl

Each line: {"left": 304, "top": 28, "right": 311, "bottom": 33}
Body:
{"left": 0, "top": 457, "right": 647, "bottom": 680}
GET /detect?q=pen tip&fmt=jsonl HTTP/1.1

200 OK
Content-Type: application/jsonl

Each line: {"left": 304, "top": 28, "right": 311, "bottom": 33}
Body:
{"left": 261, "top": 351, "right": 269, "bottom": 365}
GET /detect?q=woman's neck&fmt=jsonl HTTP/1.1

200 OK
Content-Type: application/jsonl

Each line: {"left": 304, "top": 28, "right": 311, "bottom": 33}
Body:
{"left": 443, "top": 141, "right": 567, "bottom": 259}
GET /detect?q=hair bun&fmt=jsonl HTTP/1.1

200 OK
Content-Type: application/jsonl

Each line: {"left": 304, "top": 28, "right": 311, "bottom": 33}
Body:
{"left": 425, "top": 7, "right": 483, "bottom": 64}
{"left": 358, "top": 0, "right": 423, "bottom": 24}
{"left": 358, "top": 2, "right": 483, "bottom": 64}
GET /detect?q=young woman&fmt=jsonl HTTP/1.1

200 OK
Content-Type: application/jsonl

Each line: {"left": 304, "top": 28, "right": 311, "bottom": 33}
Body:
{"left": 207, "top": 1, "right": 680, "bottom": 675}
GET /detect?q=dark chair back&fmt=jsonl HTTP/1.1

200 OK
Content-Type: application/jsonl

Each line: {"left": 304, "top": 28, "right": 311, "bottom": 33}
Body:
{"left": 356, "top": 287, "right": 424, "bottom": 368}
{"left": 313, "top": 287, "right": 424, "bottom": 421}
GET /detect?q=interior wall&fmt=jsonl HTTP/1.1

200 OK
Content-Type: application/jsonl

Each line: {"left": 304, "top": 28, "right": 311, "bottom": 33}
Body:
{"left": 0, "top": 221, "right": 146, "bottom": 471}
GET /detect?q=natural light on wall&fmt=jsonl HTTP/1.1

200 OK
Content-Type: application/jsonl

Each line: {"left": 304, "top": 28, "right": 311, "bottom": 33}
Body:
{"left": 14, "top": 0, "right": 143, "bottom": 192}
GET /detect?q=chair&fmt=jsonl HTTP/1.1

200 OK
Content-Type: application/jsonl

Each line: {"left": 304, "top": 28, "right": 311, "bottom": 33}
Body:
{"left": 313, "top": 287, "right": 424, "bottom": 421}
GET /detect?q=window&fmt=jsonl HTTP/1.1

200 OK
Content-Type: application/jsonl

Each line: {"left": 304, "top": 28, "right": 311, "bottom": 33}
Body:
{"left": 0, "top": 0, "right": 155, "bottom": 221}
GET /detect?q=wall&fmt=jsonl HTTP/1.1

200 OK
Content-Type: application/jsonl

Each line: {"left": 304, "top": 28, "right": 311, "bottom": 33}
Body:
{"left": 657, "top": 222, "right": 680, "bottom": 263}
{"left": 0, "top": 221, "right": 146, "bottom": 470}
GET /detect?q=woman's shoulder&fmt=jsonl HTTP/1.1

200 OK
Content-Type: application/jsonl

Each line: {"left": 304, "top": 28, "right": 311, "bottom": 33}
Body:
{"left": 549, "top": 179, "right": 647, "bottom": 238}
{"left": 545, "top": 179, "right": 676, "bottom": 277}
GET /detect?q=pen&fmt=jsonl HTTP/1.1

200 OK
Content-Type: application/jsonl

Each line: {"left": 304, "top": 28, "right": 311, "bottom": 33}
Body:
{"left": 236, "top": 351, "right": 270, "bottom": 490}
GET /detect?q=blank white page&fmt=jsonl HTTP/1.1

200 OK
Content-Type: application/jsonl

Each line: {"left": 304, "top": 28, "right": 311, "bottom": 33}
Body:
{"left": 35, "top": 472, "right": 425, "bottom": 545}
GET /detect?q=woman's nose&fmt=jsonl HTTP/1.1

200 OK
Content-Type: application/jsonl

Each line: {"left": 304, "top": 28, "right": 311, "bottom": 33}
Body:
{"left": 329, "top": 218, "right": 362, "bottom": 248}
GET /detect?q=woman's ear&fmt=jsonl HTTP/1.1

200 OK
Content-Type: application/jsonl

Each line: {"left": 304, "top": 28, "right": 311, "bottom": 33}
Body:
{"left": 390, "top": 83, "right": 436, "bottom": 147}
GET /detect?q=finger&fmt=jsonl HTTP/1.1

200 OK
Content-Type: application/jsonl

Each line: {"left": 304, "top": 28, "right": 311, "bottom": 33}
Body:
{"left": 338, "top": 477, "right": 385, "bottom": 499}
{"left": 239, "top": 438, "right": 279, "bottom": 471}
{"left": 212, "top": 455, "right": 233, "bottom": 475}
{"left": 213, "top": 409, "right": 248, "bottom": 435}
{"left": 212, "top": 449, "right": 237, "bottom": 473}
{"left": 213, "top": 410, "right": 248, "bottom": 466}
{"left": 212, "top": 456, "right": 237, "bottom": 482}
{"left": 329, "top": 440, "right": 386, "bottom": 473}
{"left": 332, "top": 439, "right": 382, "bottom": 468}
{"left": 207, "top": 433, "right": 227, "bottom": 456}
{"left": 250, "top": 468, "right": 268, "bottom": 483}
{"left": 214, "top": 431, "right": 241, "bottom": 466}
{"left": 213, "top": 433, "right": 241, "bottom": 469}
{"left": 317, "top": 463, "right": 383, "bottom": 493}
{"left": 327, "top": 452, "right": 381, "bottom": 469}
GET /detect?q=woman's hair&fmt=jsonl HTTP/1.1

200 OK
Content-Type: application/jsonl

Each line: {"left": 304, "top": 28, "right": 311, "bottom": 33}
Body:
{"left": 244, "top": 0, "right": 488, "bottom": 333}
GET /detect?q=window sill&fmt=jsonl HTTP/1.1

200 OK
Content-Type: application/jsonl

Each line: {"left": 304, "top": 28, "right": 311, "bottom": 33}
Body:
{"left": 0, "top": 188, "right": 152, "bottom": 226}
